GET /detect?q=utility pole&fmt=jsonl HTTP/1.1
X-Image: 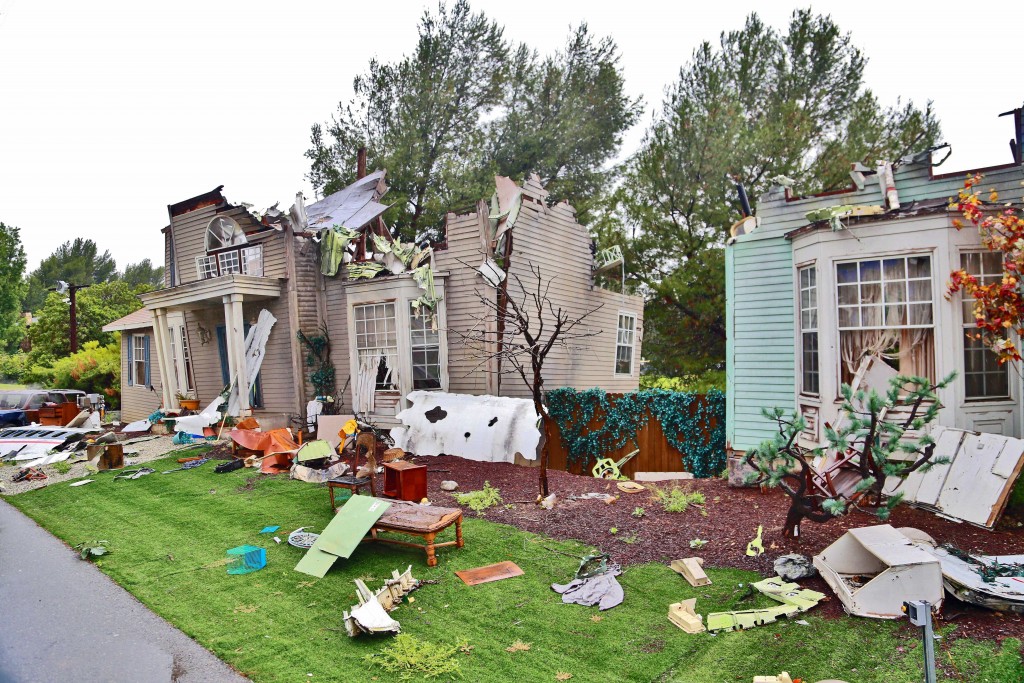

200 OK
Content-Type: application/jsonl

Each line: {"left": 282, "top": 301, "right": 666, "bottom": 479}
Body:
{"left": 51, "top": 281, "right": 90, "bottom": 353}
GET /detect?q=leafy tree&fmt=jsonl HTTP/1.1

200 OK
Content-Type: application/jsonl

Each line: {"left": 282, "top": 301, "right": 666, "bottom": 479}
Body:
{"left": 27, "top": 280, "right": 141, "bottom": 364}
{"left": 121, "top": 259, "right": 165, "bottom": 291}
{"left": 486, "top": 24, "right": 642, "bottom": 225}
{"left": 23, "top": 238, "right": 118, "bottom": 312}
{"left": 27, "top": 341, "right": 122, "bottom": 409}
{"left": 0, "top": 222, "right": 28, "bottom": 352}
{"left": 306, "top": 3, "right": 639, "bottom": 240}
{"left": 307, "top": 0, "right": 509, "bottom": 242}
{"left": 613, "top": 10, "right": 941, "bottom": 376}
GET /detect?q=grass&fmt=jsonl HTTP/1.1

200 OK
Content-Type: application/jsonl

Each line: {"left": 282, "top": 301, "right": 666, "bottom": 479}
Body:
{"left": 5, "top": 451, "right": 1022, "bottom": 683}
{"left": 0, "top": 382, "right": 26, "bottom": 390}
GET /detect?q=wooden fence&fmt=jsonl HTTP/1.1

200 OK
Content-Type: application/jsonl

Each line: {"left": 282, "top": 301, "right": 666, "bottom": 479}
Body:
{"left": 544, "top": 393, "right": 722, "bottom": 478}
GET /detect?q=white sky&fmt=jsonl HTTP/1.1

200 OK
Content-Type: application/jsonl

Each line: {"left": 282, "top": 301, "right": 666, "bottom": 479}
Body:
{"left": 1, "top": 0, "right": 1022, "bottom": 272}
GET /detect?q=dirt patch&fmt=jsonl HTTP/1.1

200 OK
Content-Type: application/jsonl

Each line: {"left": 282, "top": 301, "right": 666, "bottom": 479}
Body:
{"left": 415, "top": 455, "right": 1024, "bottom": 646}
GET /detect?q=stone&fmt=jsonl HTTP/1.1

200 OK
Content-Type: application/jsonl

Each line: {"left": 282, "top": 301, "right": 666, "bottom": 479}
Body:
{"left": 440, "top": 480, "right": 458, "bottom": 492}
{"left": 773, "top": 554, "right": 817, "bottom": 581}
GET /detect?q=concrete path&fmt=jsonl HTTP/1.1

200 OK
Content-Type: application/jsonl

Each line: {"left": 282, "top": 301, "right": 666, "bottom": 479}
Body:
{"left": 0, "top": 499, "right": 249, "bottom": 683}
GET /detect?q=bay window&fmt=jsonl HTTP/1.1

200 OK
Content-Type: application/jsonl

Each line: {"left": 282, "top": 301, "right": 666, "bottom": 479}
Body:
{"left": 960, "top": 251, "right": 1010, "bottom": 399}
{"left": 836, "top": 255, "right": 934, "bottom": 385}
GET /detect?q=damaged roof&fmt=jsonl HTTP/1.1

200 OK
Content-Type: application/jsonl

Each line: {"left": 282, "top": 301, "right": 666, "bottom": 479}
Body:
{"left": 784, "top": 197, "right": 952, "bottom": 240}
{"left": 304, "top": 170, "right": 390, "bottom": 231}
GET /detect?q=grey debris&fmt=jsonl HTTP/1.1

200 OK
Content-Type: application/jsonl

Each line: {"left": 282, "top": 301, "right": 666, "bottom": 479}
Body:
{"left": 774, "top": 554, "right": 817, "bottom": 581}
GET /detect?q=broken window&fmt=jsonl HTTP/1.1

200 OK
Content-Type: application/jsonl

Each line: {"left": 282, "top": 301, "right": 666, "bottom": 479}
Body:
{"left": 837, "top": 255, "right": 934, "bottom": 385}
{"left": 799, "top": 266, "right": 819, "bottom": 395}
{"left": 615, "top": 314, "right": 636, "bottom": 375}
{"left": 410, "top": 304, "right": 441, "bottom": 390}
{"left": 196, "top": 255, "right": 218, "bottom": 280}
{"left": 240, "top": 245, "right": 263, "bottom": 276}
{"left": 205, "top": 216, "right": 247, "bottom": 251}
{"left": 354, "top": 303, "right": 398, "bottom": 391}
{"left": 960, "top": 252, "right": 1010, "bottom": 399}
{"left": 218, "top": 250, "right": 241, "bottom": 275}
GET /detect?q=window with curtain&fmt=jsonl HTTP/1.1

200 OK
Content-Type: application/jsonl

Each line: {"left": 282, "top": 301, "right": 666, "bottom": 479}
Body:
{"left": 409, "top": 304, "right": 441, "bottom": 390}
{"left": 131, "top": 334, "right": 148, "bottom": 387}
{"left": 836, "top": 255, "right": 934, "bottom": 385}
{"left": 960, "top": 251, "right": 1010, "bottom": 399}
{"left": 799, "top": 266, "right": 819, "bottom": 395}
{"left": 354, "top": 303, "right": 398, "bottom": 391}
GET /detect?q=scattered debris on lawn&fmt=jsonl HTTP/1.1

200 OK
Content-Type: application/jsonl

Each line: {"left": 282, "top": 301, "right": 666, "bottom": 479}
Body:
{"left": 670, "top": 557, "right": 710, "bottom": 587}
{"left": 773, "top": 554, "right": 817, "bottom": 581}
{"left": 814, "top": 525, "right": 943, "bottom": 618}
{"left": 162, "top": 458, "right": 210, "bottom": 474}
{"left": 746, "top": 525, "right": 764, "bottom": 557}
{"left": 706, "top": 576, "right": 824, "bottom": 632}
{"left": 287, "top": 527, "right": 320, "bottom": 549}
{"left": 295, "top": 497, "right": 391, "bottom": 578}
{"left": 617, "top": 481, "right": 645, "bottom": 494}
{"left": 259, "top": 526, "right": 280, "bottom": 534}
{"left": 667, "top": 598, "right": 705, "bottom": 633}
{"left": 344, "top": 566, "right": 421, "bottom": 637}
{"left": 455, "top": 561, "right": 523, "bottom": 586}
{"left": 68, "top": 479, "right": 93, "bottom": 487}
{"left": 551, "top": 553, "right": 623, "bottom": 611}
{"left": 226, "top": 545, "right": 266, "bottom": 574}
{"left": 113, "top": 468, "right": 155, "bottom": 481}
{"left": 591, "top": 449, "right": 639, "bottom": 479}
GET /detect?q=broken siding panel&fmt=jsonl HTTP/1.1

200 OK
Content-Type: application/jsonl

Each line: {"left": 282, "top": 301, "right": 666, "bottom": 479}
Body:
{"left": 727, "top": 235, "right": 795, "bottom": 452}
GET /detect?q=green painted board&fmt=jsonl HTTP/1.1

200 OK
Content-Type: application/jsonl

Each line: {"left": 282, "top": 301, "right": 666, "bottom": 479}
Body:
{"left": 294, "top": 496, "right": 391, "bottom": 578}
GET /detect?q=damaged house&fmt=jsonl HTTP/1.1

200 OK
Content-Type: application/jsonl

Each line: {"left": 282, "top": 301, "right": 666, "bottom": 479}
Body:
{"left": 726, "top": 110, "right": 1024, "bottom": 457}
{"left": 105, "top": 171, "right": 644, "bottom": 430}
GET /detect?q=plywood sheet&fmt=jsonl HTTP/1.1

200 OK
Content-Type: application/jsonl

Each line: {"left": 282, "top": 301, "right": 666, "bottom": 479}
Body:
{"left": 455, "top": 561, "right": 524, "bottom": 586}
{"left": 295, "top": 496, "right": 391, "bottom": 577}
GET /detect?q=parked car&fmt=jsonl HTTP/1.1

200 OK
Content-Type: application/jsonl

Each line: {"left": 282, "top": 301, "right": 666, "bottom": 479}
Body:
{"left": 0, "top": 390, "right": 88, "bottom": 427}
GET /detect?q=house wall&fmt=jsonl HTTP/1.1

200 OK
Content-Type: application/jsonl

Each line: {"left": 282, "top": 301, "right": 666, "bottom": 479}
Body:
{"left": 726, "top": 158, "right": 1024, "bottom": 452}
{"left": 118, "top": 328, "right": 163, "bottom": 424}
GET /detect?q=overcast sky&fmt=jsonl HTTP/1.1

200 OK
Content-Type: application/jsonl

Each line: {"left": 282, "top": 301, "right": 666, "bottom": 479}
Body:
{"left": 1, "top": 1, "right": 1022, "bottom": 272}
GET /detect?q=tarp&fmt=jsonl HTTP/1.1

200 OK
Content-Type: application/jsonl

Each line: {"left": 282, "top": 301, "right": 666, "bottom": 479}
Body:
{"left": 391, "top": 391, "right": 540, "bottom": 463}
{"left": 174, "top": 396, "right": 224, "bottom": 435}
{"left": 229, "top": 427, "right": 299, "bottom": 456}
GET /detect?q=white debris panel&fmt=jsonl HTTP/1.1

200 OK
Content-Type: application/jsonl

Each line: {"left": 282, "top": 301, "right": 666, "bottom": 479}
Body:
{"left": 883, "top": 426, "right": 1024, "bottom": 529}
{"left": 391, "top": 391, "right": 540, "bottom": 463}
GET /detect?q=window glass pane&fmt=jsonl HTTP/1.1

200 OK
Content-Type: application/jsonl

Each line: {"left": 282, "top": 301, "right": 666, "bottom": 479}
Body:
{"left": 908, "top": 280, "right": 931, "bottom": 302}
{"left": 836, "top": 262, "right": 858, "bottom": 284}
{"left": 838, "top": 307, "right": 857, "bottom": 328}
{"left": 615, "top": 314, "right": 635, "bottom": 374}
{"left": 909, "top": 303, "right": 932, "bottom": 325}
{"left": 860, "top": 282, "right": 881, "bottom": 305}
{"left": 837, "top": 285, "right": 857, "bottom": 305}
{"left": 981, "top": 251, "right": 1002, "bottom": 274}
{"left": 860, "top": 305, "right": 882, "bottom": 327}
{"left": 884, "top": 304, "right": 906, "bottom": 327}
{"left": 884, "top": 282, "right": 906, "bottom": 304}
{"left": 908, "top": 256, "right": 931, "bottom": 278}
{"left": 859, "top": 260, "right": 881, "bottom": 282}
{"left": 961, "top": 252, "right": 981, "bottom": 275}
{"left": 883, "top": 258, "right": 906, "bottom": 280}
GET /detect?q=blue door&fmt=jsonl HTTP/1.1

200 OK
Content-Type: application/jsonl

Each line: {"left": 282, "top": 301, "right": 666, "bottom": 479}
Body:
{"left": 216, "top": 325, "right": 263, "bottom": 408}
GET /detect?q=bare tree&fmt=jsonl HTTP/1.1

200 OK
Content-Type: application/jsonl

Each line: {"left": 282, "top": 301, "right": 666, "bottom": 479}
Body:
{"left": 454, "top": 262, "right": 602, "bottom": 498}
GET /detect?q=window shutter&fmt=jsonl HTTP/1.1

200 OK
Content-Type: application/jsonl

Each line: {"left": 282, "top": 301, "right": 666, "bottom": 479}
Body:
{"left": 126, "top": 336, "right": 134, "bottom": 386}
{"left": 143, "top": 335, "right": 151, "bottom": 386}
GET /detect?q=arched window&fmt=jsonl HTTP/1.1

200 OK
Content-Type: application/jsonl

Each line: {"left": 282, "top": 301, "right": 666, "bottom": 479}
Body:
{"left": 205, "top": 216, "right": 247, "bottom": 251}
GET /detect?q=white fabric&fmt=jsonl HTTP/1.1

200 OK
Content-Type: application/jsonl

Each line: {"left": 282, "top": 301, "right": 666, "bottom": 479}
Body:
{"left": 391, "top": 391, "right": 540, "bottom": 463}
{"left": 122, "top": 419, "right": 152, "bottom": 432}
{"left": 174, "top": 396, "right": 225, "bottom": 435}
{"left": 306, "top": 399, "right": 324, "bottom": 430}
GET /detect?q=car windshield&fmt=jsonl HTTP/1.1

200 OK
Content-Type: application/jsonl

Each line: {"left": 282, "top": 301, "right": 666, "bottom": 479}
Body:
{"left": 0, "top": 393, "right": 30, "bottom": 409}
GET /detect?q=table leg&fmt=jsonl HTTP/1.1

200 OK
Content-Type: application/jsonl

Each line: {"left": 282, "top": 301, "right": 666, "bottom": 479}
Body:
{"left": 329, "top": 485, "right": 336, "bottom": 511}
{"left": 425, "top": 532, "right": 437, "bottom": 567}
{"left": 455, "top": 516, "right": 464, "bottom": 548}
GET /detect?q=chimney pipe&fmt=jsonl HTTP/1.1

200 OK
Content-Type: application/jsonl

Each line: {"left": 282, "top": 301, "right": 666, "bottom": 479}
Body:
{"left": 731, "top": 176, "right": 752, "bottom": 218}
{"left": 357, "top": 147, "right": 367, "bottom": 179}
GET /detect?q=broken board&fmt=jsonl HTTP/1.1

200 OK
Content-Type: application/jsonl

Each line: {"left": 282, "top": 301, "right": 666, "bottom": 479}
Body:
{"left": 883, "top": 426, "right": 1024, "bottom": 529}
{"left": 295, "top": 496, "right": 391, "bottom": 578}
{"left": 455, "top": 561, "right": 524, "bottom": 586}
{"left": 667, "top": 599, "right": 705, "bottom": 633}
{"left": 670, "top": 558, "right": 710, "bottom": 587}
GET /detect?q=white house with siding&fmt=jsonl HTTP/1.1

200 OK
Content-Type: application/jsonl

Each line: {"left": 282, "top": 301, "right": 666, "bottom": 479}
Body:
{"left": 726, "top": 133, "right": 1024, "bottom": 455}
{"left": 105, "top": 174, "right": 644, "bottom": 427}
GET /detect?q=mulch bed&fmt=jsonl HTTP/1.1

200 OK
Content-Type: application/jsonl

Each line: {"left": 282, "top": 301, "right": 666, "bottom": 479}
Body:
{"left": 408, "top": 455, "right": 1024, "bottom": 646}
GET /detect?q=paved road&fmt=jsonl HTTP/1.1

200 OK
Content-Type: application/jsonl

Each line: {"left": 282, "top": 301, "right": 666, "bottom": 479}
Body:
{"left": 0, "top": 499, "right": 249, "bottom": 683}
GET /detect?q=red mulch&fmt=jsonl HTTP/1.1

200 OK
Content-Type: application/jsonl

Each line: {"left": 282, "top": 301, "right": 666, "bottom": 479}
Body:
{"left": 409, "top": 455, "right": 1024, "bottom": 646}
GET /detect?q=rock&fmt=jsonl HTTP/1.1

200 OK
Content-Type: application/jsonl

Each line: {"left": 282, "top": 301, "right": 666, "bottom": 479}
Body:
{"left": 773, "top": 554, "right": 817, "bottom": 581}
{"left": 440, "top": 480, "right": 458, "bottom": 492}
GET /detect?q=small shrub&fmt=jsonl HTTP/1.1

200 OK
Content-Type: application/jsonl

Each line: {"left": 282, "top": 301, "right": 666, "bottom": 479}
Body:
{"left": 690, "top": 538, "right": 708, "bottom": 548}
{"left": 52, "top": 460, "right": 72, "bottom": 475}
{"left": 632, "top": 506, "right": 645, "bottom": 518}
{"left": 608, "top": 527, "right": 618, "bottom": 535}
{"left": 73, "top": 540, "right": 109, "bottom": 561}
{"left": 363, "top": 634, "right": 465, "bottom": 680}
{"left": 651, "top": 485, "right": 705, "bottom": 513}
{"left": 620, "top": 532, "right": 639, "bottom": 544}
{"left": 453, "top": 481, "right": 502, "bottom": 512}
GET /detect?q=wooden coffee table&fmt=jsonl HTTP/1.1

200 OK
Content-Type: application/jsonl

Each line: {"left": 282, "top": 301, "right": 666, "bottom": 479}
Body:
{"left": 360, "top": 498, "right": 464, "bottom": 567}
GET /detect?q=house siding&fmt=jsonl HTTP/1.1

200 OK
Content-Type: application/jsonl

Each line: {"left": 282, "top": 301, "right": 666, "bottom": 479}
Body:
{"left": 119, "top": 328, "right": 163, "bottom": 424}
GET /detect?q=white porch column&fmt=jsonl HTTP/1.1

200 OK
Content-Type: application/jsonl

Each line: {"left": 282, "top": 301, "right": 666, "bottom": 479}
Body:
{"left": 151, "top": 308, "right": 178, "bottom": 410}
{"left": 225, "top": 293, "right": 251, "bottom": 415}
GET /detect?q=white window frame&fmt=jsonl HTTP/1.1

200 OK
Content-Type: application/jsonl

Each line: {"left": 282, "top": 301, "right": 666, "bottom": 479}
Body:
{"left": 799, "top": 265, "right": 819, "bottom": 396}
{"left": 240, "top": 245, "right": 263, "bottom": 276}
{"left": 836, "top": 255, "right": 934, "bottom": 332}
{"left": 409, "top": 304, "right": 442, "bottom": 390}
{"left": 217, "top": 250, "right": 241, "bottom": 275}
{"left": 196, "top": 255, "right": 218, "bottom": 280}
{"left": 131, "top": 334, "right": 147, "bottom": 387}
{"left": 959, "top": 251, "right": 1011, "bottom": 401}
{"left": 614, "top": 312, "right": 636, "bottom": 376}
{"left": 353, "top": 302, "right": 399, "bottom": 392}
{"left": 168, "top": 326, "right": 181, "bottom": 392}
{"left": 180, "top": 325, "right": 196, "bottom": 393}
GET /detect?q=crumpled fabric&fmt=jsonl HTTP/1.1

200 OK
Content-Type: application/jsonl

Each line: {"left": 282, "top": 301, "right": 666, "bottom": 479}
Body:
{"left": 551, "top": 569, "right": 624, "bottom": 611}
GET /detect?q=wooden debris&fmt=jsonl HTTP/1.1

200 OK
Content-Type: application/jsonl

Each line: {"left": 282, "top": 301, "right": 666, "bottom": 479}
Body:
{"left": 670, "top": 557, "right": 710, "bottom": 587}
{"left": 342, "top": 565, "right": 421, "bottom": 637}
{"left": 668, "top": 598, "right": 705, "bottom": 634}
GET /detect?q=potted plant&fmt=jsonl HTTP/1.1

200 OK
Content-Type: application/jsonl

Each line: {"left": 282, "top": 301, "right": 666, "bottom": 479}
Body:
{"left": 175, "top": 391, "right": 200, "bottom": 411}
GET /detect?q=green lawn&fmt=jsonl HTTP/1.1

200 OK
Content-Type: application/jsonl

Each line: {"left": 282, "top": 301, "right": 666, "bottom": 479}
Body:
{"left": 6, "top": 450, "right": 1022, "bottom": 683}
{"left": 0, "top": 382, "right": 26, "bottom": 390}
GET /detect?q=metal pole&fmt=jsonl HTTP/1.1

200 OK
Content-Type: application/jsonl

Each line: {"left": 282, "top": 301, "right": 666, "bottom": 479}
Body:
{"left": 903, "top": 600, "right": 937, "bottom": 683}
{"left": 69, "top": 285, "right": 78, "bottom": 354}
